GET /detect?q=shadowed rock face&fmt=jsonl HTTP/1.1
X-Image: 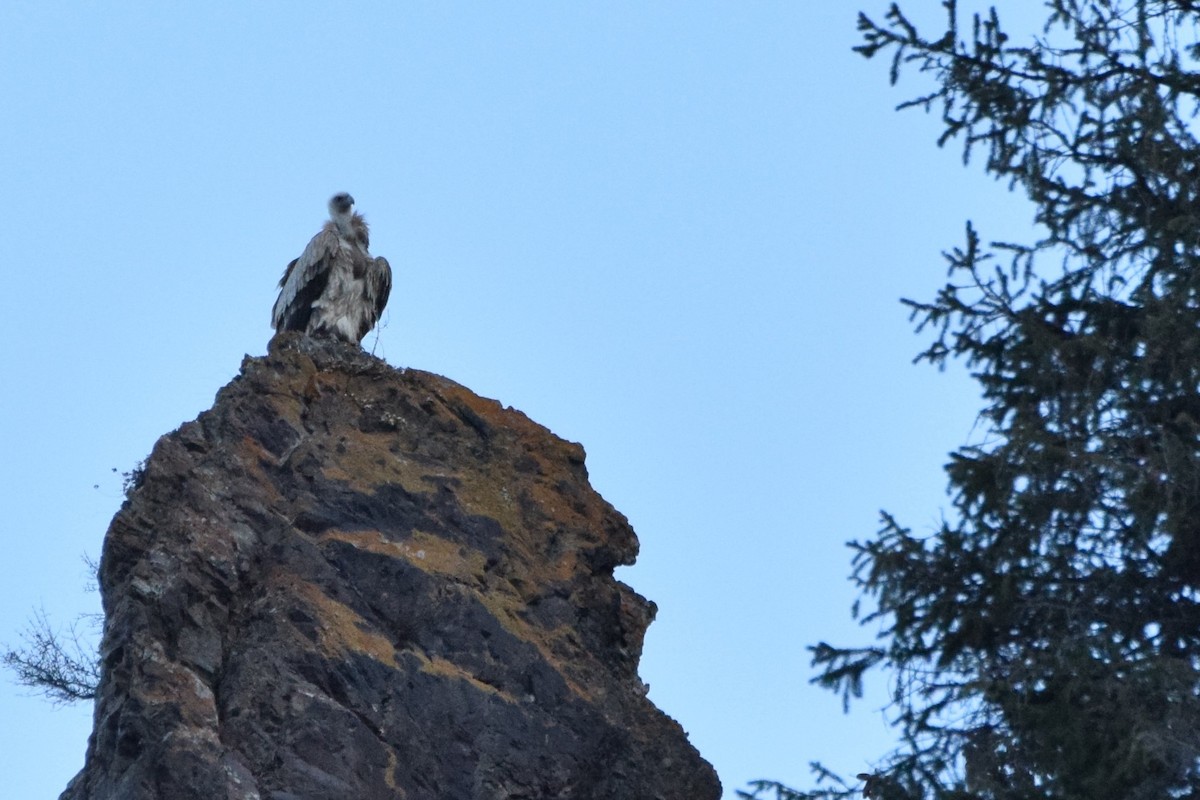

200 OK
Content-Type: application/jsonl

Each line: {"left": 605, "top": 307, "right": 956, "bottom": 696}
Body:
{"left": 62, "top": 335, "right": 721, "bottom": 800}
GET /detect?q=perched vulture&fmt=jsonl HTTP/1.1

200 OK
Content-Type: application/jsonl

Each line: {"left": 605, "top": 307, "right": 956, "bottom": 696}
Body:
{"left": 272, "top": 192, "right": 392, "bottom": 344}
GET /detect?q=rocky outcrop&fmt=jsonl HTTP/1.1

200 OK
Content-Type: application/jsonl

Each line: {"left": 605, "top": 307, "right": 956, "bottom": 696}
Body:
{"left": 61, "top": 335, "right": 720, "bottom": 800}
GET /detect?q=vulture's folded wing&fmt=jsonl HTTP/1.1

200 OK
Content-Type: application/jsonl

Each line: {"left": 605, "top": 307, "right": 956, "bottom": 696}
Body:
{"left": 369, "top": 256, "right": 392, "bottom": 323}
{"left": 272, "top": 225, "right": 339, "bottom": 332}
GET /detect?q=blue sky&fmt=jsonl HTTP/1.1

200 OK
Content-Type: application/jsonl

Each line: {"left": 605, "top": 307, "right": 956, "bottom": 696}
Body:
{"left": 1, "top": 3, "right": 1040, "bottom": 797}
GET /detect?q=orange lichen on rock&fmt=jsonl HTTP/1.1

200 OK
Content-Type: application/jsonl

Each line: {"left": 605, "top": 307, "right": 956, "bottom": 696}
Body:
{"left": 288, "top": 579, "right": 399, "bottom": 668}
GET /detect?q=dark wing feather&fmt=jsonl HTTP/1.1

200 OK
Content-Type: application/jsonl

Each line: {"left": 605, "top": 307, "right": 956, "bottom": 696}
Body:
{"left": 272, "top": 224, "right": 339, "bottom": 332}
{"left": 370, "top": 256, "right": 392, "bottom": 323}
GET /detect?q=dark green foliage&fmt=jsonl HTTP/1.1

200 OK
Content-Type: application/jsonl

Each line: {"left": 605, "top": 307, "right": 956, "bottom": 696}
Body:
{"left": 747, "top": 2, "right": 1200, "bottom": 799}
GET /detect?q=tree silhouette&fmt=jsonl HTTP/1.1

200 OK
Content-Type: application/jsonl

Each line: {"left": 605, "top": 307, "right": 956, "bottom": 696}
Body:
{"left": 747, "top": 2, "right": 1200, "bottom": 798}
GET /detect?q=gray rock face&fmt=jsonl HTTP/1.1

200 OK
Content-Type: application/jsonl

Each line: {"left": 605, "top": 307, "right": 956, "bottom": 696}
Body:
{"left": 62, "top": 335, "right": 721, "bottom": 800}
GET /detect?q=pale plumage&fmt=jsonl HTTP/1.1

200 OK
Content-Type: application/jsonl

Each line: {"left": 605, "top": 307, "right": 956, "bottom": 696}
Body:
{"left": 272, "top": 193, "right": 392, "bottom": 344}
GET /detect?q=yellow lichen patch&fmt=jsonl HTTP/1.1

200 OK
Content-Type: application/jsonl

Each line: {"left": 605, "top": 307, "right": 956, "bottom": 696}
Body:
{"left": 320, "top": 528, "right": 595, "bottom": 705}
{"left": 290, "top": 580, "right": 397, "bottom": 667}
{"left": 319, "top": 529, "right": 550, "bottom": 658}
{"left": 236, "top": 434, "right": 276, "bottom": 465}
{"left": 436, "top": 381, "right": 573, "bottom": 456}
{"left": 404, "top": 530, "right": 487, "bottom": 578}
{"left": 412, "top": 651, "right": 518, "bottom": 704}
{"left": 320, "top": 529, "right": 404, "bottom": 559}
{"left": 320, "top": 529, "right": 487, "bottom": 581}
{"left": 232, "top": 437, "right": 286, "bottom": 504}
{"left": 452, "top": 469, "right": 523, "bottom": 537}
{"left": 469, "top": 581, "right": 594, "bottom": 702}
{"left": 314, "top": 427, "right": 465, "bottom": 501}
{"left": 390, "top": 457, "right": 451, "bottom": 497}
{"left": 316, "top": 529, "right": 591, "bottom": 700}
{"left": 266, "top": 392, "right": 308, "bottom": 432}
{"left": 384, "top": 751, "right": 403, "bottom": 794}
{"left": 319, "top": 430, "right": 411, "bottom": 493}
{"left": 447, "top": 384, "right": 587, "bottom": 471}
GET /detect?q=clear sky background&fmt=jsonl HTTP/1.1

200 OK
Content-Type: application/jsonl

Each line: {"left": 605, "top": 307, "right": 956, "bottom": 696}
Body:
{"left": 1, "top": 3, "right": 1042, "bottom": 798}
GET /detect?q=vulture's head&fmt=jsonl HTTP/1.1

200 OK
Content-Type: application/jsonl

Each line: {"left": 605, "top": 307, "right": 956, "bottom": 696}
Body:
{"left": 328, "top": 192, "right": 356, "bottom": 217}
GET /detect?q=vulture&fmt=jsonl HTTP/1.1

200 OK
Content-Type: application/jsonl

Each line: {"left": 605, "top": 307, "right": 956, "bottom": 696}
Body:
{"left": 272, "top": 192, "right": 392, "bottom": 344}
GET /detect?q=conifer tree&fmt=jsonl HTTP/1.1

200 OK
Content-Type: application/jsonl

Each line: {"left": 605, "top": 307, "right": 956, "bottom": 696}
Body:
{"left": 747, "top": 2, "right": 1200, "bottom": 798}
